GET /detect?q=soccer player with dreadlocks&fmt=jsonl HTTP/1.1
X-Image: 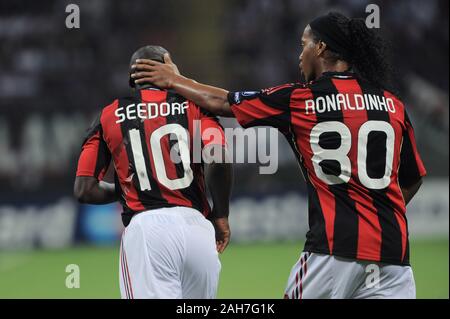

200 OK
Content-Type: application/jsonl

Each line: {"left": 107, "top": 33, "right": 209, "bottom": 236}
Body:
{"left": 131, "top": 12, "right": 426, "bottom": 298}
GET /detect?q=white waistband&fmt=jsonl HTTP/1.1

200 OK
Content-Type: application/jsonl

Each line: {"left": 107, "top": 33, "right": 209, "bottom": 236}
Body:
{"left": 131, "top": 206, "right": 207, "bottom": 225}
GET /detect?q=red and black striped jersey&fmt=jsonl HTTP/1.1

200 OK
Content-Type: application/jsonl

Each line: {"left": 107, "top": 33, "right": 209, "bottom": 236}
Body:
{"left": 228, "top": 71, "right": 426, "bottom": 265}
{"left": 76, "top": 89, "right": 226, "bottom": 226}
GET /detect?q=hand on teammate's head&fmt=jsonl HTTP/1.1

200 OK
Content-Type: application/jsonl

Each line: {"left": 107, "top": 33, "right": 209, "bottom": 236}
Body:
{"left": 130, "top": 53, "right": 180, "bottom": 89}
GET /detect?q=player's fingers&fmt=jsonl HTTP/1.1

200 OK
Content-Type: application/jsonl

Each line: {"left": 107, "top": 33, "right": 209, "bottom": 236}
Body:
{"left": 222, "top": 237, "right": 230, "bottom": 252}
{"left": 134, "top": 76, "right": 155, "bottom": 84}
{"left": 217, "top": 240, "right": 225, "bottom": 254}
{"left": 217, "top": 235, "right": 230, "bottom": 253}
{"left": 135, "top": 58, "right": 161, "bottom": 66}
{"left": 131, "top": 63, "right": 157, "bottom": 72}
{"left": 216, "top": 240, "right": 221, "bottom": 252}
{"left": 131, "top": 71, "right": 154, "bottom": 79}
{"left": 216, "top": 241, "right": 222, "bottom": 253}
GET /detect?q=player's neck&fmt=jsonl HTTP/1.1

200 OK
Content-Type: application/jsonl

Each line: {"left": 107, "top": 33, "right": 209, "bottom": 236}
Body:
{"left": 315, "top": 59, "right": 350, "bottom": 80}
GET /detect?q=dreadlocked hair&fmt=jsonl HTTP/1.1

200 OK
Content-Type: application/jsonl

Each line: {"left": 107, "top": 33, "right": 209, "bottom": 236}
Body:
{"left": 311, "top": 12, "right": 399, "bottom": 96}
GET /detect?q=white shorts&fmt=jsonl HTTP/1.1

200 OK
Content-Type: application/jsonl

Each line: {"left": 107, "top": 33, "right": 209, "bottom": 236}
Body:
{"left": 119, "top": 206, "right": 221, "bottom": 299}
{"left": 284, "top": 252, "right": 416, "bottom": 299}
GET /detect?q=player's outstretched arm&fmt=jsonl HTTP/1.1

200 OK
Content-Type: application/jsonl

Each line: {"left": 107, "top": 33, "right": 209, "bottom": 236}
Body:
{"left": 131, "top": 54, "right": 234, "bottom": 117}
{"left": 74, "top": 176, "right": 118, "bottom": 204}
{"left": 205, "top": 145, "right": 234, "bottom": 253}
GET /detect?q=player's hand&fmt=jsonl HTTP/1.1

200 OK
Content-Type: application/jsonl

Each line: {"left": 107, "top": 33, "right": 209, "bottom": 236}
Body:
{"left": 211, "top": 217, "right": 230, "bottom": 254}
{"left": 131, "top": 53, "right": 180, "bottom": 89}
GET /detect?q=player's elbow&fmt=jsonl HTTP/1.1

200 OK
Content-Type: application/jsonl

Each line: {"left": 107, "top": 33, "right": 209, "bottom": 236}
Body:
{"left": 74, "top": 183, "right": 88, "bottom": 203}
{"left": 73, "top": 176, "right": 94, "bottom": 203}
{"left": 200, "top": 93, "right": 232, "bottom": 117}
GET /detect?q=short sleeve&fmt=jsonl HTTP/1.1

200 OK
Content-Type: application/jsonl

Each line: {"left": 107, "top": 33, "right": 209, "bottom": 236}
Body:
{"left": 227, "top": 84, "right": 295, "bottom": 130}
{"left": 398, "top": 111, "right": 427, "bottom": 188}
{"left": 76, "top": 113, "right": 111, "bottom": 179}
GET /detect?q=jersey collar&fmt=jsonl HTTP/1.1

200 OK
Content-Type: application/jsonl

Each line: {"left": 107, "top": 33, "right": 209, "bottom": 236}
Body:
{"left": 320, "top": 70, "right": 356, "bottom": 79}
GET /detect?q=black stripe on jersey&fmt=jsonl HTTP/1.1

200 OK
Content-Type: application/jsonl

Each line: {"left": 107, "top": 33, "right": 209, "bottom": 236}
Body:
{"left": 357, "top": 79, "right": 404, "bottom": 263}
{"left": 118, "top": 95, "right": 171, "bottom": 211}
{"left": 301, "top": 162, "right": 332, "bottom": 254}
{"left": 243, "top": 85, "right": 296, "bottom": 131}
{"left": 283, "top": 84, "right": 331, "bottom": 254}
{"left": 165, "top": 90, "right": 205, "bottom": 213}
{"left": 94, "top": 131, "right": 111, "bottom": 178}
{"left": 398, "top": 110, "right": 421, "bottom": 187}
{"left": 310, "top": 77, "right": 359, "bottom": 258}
{"left": 285, "top": 128, "right": 331, "bottom": 254}
{"left": 258, "top": 85, "right": 294, "bottom": 110}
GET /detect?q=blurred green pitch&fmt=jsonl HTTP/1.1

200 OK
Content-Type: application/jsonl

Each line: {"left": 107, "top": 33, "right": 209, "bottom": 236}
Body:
{"left": 0, "top": 240, "right": 447, "bottom": 299}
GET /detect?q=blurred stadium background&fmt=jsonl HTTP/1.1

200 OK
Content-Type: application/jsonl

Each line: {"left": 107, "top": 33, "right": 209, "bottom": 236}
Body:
{"left": 0, "top": 0, "right": 448, "bottom": 298}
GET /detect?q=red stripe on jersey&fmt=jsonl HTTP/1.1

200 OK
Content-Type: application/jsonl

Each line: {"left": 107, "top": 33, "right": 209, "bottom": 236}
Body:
{"left": 101, "top": 100, "right": 145, "bottom": 212}
{"left": 331, "top": 78, "right": 383, "bottom": 261}
{"left": 76, "top": 130, "right": 100, "bottom": 177}
{"left": 383, "top": 91, "right": 408, "bottom": 261}
{"left": 350, "top": 187, "right": 382, "bottom": 261}
{"left": 141, "top": 91, "right": 193, "bottom": 208}
{"left": 313, "top": 176, "right": 336, "bottom": 253}
{"left": 299, "top": 253, "right": 308, "bottom": 299}
{"left": 120, "top": 236, "right": 130, "bottom": 299}
{"left": 122, "top": 243, "right": 134, "bottom": 299}
{"left": 290, "top": 88, "right": 336, "bottom": 253}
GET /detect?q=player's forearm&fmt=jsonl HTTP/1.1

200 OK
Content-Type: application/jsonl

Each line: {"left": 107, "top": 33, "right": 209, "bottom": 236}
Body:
{"left": 74, "top": 176, "right": 118, "bottom": 204}
{"left": 401, "top": 178, "right": 423, "bottom": 206}
{"left": 170, "top": 75, "right": 234, "bottom": 117}
{"left": 205, "top": 161, "right": 233, "bottom": 218}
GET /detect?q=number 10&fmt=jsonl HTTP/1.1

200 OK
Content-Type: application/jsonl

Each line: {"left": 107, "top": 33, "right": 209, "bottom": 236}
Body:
{"left": 128, "top": 124, "right": 194, "bottom": 191}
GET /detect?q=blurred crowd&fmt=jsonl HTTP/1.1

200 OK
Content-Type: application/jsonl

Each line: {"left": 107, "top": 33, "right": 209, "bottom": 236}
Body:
{"left": 0, "top": 0, "right": 448, "bottom": 198}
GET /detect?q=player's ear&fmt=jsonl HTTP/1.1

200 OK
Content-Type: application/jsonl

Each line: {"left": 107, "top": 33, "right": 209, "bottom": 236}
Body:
{"left": 316, "top": 41, "right": 327, "bottom": 57}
